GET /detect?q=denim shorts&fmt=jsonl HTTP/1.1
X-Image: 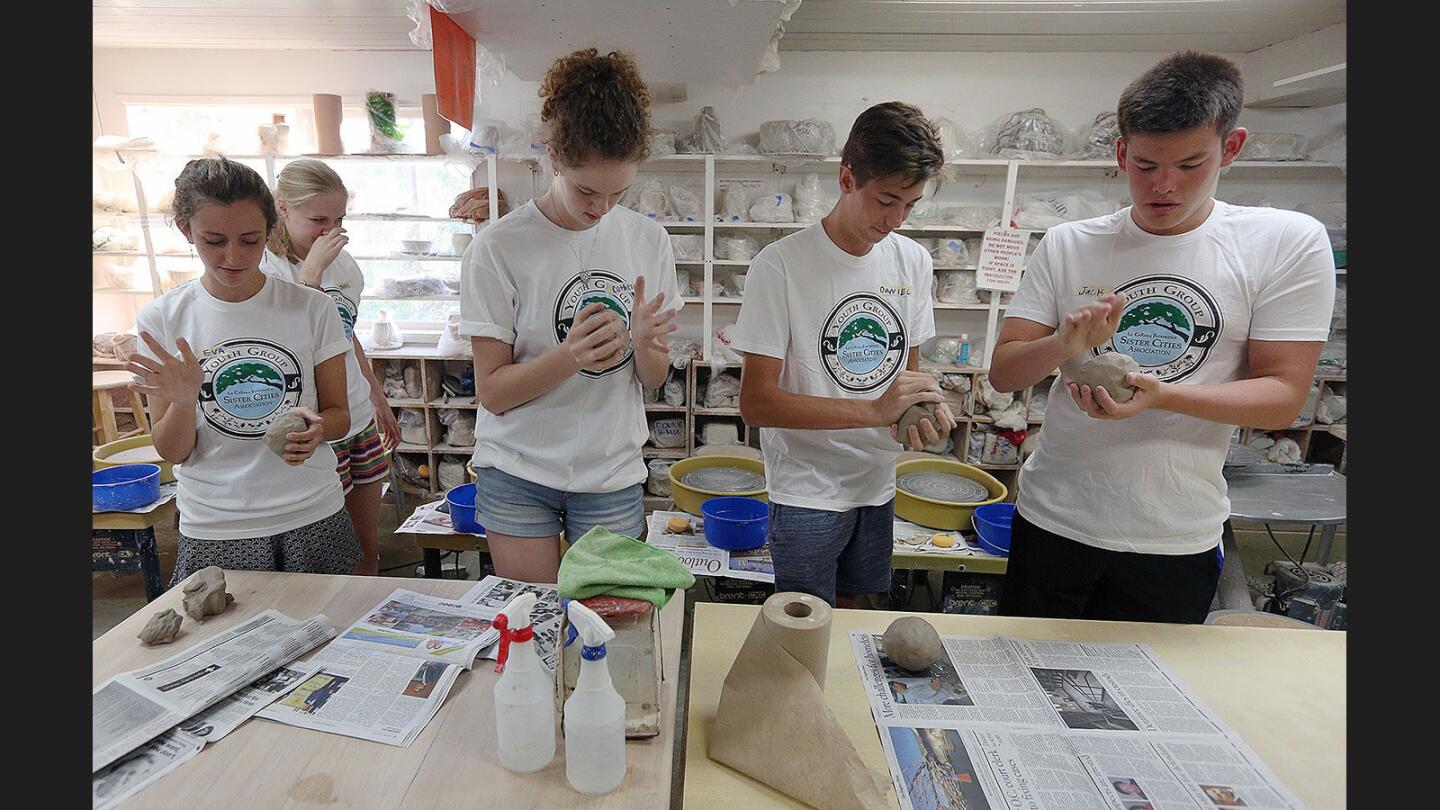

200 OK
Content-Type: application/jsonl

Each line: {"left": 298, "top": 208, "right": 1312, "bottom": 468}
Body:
{"left": 472, "top": 465, "right": 646, "bottom": 540}
{"left": 767, "top": 499, "right": 895, "bottom": 606}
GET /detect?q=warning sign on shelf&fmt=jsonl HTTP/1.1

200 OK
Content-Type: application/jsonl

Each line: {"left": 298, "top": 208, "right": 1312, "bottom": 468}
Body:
{"left": 976, "top": 227, "right": 1027, "bottom": 292}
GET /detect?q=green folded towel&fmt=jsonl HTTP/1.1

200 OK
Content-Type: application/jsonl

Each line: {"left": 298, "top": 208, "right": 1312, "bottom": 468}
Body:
{"left": 558, "top": 526, "right": 696, "bottom": 608}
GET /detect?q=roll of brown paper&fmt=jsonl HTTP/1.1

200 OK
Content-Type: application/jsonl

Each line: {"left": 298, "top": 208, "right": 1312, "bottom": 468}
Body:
{"left": 421, "top": 93, "right": 447, "bottom": 155}
{"left": 312, "top": 94, "right": 343, "bottom": 156}
{"left": 758, "top": 592, "right": 832, "bottom": 690}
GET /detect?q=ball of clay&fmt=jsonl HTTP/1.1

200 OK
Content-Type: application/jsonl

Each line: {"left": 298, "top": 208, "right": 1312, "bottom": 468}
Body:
{"left": 264, "top": 410, "right": 310, "bottom": 458}
{"left": 931, "top": 533, "right": 956, "bottom": 548}
{"left": 182, "top": 566, "right": 235, "bottom": 621}
{"left": 896, "top": 402, "right": 940, "bottom": 439}
{"left": 881, "top": 616, "right": 944, "bottom": 672}
{"left": 138, "top": 609, "right": 182, "bottom": 645}
{"left": 1074, "top": 352, "right": 1141, "bottom": 404}
{"left": 667, "top": 515, "right": 692, "bottom": 533}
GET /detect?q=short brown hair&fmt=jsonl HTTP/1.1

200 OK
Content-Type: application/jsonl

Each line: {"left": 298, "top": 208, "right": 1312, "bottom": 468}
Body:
{"left": 539, "top": 48, "right": 652, "bottom": 168}
{"left": 171, "top": 157, "right": 277, "bottom": 232}
{"left": 841, "top": 102, "right": 944, "bottom": 189}
{"left": 1117, "top": 51, "right": 1244, "bottom": 138}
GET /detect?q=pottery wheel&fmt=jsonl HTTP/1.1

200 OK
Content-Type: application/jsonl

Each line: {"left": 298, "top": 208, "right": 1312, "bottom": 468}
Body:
{"left": 683, "top": 467, "right": 765, "bottom": 493}
{"left": 897, "top": 472, "right": 990, "bottom": 504}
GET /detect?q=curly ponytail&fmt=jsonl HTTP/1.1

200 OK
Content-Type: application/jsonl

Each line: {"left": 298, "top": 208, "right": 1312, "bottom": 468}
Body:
{"left": 538, "top": 48, "right": 652, "bottom": 168}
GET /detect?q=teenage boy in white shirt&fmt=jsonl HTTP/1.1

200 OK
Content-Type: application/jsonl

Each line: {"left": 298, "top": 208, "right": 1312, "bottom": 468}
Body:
{"left": 989, "top": 51, "right": 1335, "bottom": 623}
{"left": 733, "top": 102, "right": 957, "bottom": 609}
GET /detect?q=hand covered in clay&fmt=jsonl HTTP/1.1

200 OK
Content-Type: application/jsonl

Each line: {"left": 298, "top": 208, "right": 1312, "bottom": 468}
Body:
{"left": 875, "top": 371, "right": 944, "bottom": 432}
{"left": 128, "top": 331, "right": 203, "bottom": 408}
{"left": 564, "top": 302, "right": 628, "bottom": 373}
{"left": 279, "top": 406, "right": 326, "bottom": 465}
{"left": 299, "top": 227, "right": 348, "bottom": 285}
{"left": 1067, "top": 371, "right": 1164, "bottom": 420}
{"left": 1056, "top": 293, "right": 1125, "bottom": 355}
{"left": 629, "top": 275, "right": 678, "bottom": 355}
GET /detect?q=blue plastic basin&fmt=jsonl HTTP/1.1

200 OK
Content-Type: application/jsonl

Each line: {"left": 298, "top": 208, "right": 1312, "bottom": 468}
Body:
{"left": 701, "top": 496, "right": 768, "bottom": 551}
{"left": 93, "top": 464, "right": 161, "bottom": 512}
{"left": 445, "top": 483, "right": 485, "bottom": 535}
{"left": 972, "top": 502, "right": 1015, "bottom": 557}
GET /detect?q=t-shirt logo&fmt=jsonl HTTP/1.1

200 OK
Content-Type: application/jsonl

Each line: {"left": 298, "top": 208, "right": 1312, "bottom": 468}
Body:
{"left": 320, "top": 286, "right": 358, "bottom": 340}
{"left": 1100, "top": 275, "right": 1222, "bottom": 382}
{"left": 553, "top": 270, "right": 634, "bottom": 379}
{"left": 819, "top": 293, "right": 907, "bottom": 393}
{"left": 198, "top": 338, "right": 304, "bottom": 439}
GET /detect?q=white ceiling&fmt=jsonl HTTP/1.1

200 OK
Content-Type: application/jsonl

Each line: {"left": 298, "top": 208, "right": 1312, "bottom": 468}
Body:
{"left": 93, "top": 0, "right": 1346, "bottom": 55}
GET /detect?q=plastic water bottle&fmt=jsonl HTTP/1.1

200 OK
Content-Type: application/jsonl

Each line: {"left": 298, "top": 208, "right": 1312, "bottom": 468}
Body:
{"left": 562, "top": 600, "right": 627, "bottom": 795}
{"left": 493, "top": 593, "right": 555, "bottom": 773}
{"left": 958, "top": 333, "right": 972, "bottom": 367}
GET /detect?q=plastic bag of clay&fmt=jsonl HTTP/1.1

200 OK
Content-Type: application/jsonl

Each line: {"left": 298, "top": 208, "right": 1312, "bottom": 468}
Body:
{"left": 965, "top": 427, "right": 985, "bottom": 464}
{"left": 400, "top": 362, "right": 422, "bottom": 399}
{"left": 1306, "top": 122, "right": 1346, "bottom": 171}
{"left": 647, "top": 459, "right": 674, "bottom": 497}
{"left": 1318, "top": 336, "right": 1346, "bottom": 373}
{"left": 936, "top": 372, "right": 971, "bottom": 396}
{"left": 670, "top": 233, "right": 704, "bottom": 262}
{"left": 369, "top": 310, "right": 405, "bottom": 351}
{"left": 710, "top": 325, "right": 743, "bottom": 373}
{"left": 921, "top": 336, "right": 961, "bottom": 366}
{"left": 649, "top": 418, "right": 686, "bottom": 448}
{"left": 643, "top": 384, "right": 660, "bottom": 404}
{"left": 749, "top": 193, "right": 795, "bottom": 223}
{"left": 649, "top": 128, "right": 677, "bottom": 157}
{"left": 366, "top": 90, "right": 406, "bottom": 153}
{"left": 381, "top": 362, "right": 407, "bottom": 398}
{"left": 397, "top": 408, "right": 427, "bottom": 445}
{"left": 993, "top": 398, "right": 1028, "bottom": 431}
{"left": 700, "top": 421, "right": 741, "bottom": 446}
{"left": 793, "top": 173, "right": 825, "bottom": 223}
{"left": 943, "top": 206, "right": 1002, "bottom": 230}
{"left": 715, "top": 233, "right": 760, "bottom": 261}
{"left": 1013, "top": 188, "right": 1119, "bottom": 230}
{"left": 976, "top": 375, "right": 1014, "bottom": 413}
{"left": 676, "top": 270, "right": 695, "bottom": 297}
{"left": 985, "top": 108, "right": 1068, "bottom": 159}
{"left": 680, "top": 106, "right": 725, "bottom": 154}
{"left": 438, "top": 455, "right": 468, "bottom": 492}
{"left": 437, "top": 409, "right": 476, "bottom": 446}
{"left": 981, "top": 430, "right": 1020, "bottom": 465}
{"left": 719, "top": 183, "right": 750, "bottom": 223}
{"left": 1331, "top": 283, "right": 1346, "bottom": 328}
{"left": 935, "top": 238, "right": 971, "bottom": 268}
{"left": 93, "top": 227, "right": 137, "bottom": 252}
{"left": 1028, "top": 387, "right": 1049, "bottom": 422}
{"left": 1071, "top": 111, "right": 1120, "bottom": 160}
{"left": 723, "top": 273, "right": 747, "bottom": 298}
{"left": 933, "top": 271, "right": 980, "bottom": 305}
{"left": 1264, "top": 437, "right": 1303, "bottom": 464}
{"left": 498, "top": 114, "right": 545, "bottom": 161}
{"left": 669, "top": 184, "right": 704, "bottom": 222}
{"left": 632, "top": 178, "right": 672, "bottom": 220}
{"left": 663, "top": 373, "right": 686, "bottom": 406}
{"left": 1237, "top": 133, "right": 1307, "bottom": 161}
{"left": 705, "top": 372, "right": 742, "bottom": 408}
{"left": 436, "top": 313, "right": 471, "bottom": 357}
{"left": 933, "top": 116, "right": 982, "bottom": 160}
{"left": 1290, "top": 386, "right": 1320, "bottom": 428}
{"left": 669, "top": 338, "right": 701, "bottom": 370}
{"left": 759, "top": 119, "right": 836, "bottom": 156}
{"left": 373, "top": 275, "right": 451, "bottom": 298}
{"left": 1315, "top": 387, "right": 1347, "bottom": 424}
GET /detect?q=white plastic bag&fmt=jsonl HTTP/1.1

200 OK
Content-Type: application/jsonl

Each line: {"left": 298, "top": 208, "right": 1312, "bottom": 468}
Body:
{"left": 943, "top": 206, "right": 1001, "bottom": 230}
{"left": 700, "top": 422, "right": 741, "bottom": 446}
{"left": 1028, "top": 387, "right": 1049, "bottom": 422}
{"left": 1316, "top": 388, "right": 1347, "bottom": 424}
{"left": 669, "top": 184, "right": 703, "bottom": 222}
{"left": 374, "top": 276, "right": 452, "bottom": 298}
{"left": 986, "top": 108, "right": 1067, "bottom": 159}
{"left": 398, "top": 409, "right": 427, "bottom": 445}
{"left": 438, "top": 455, "right": 468, "bottom": 492}
{"left": 669, "top": 338, "right": 701, "bottom": 370}
{"left": 647, "top": 459, "right": 674, "bottom": 496}
{"left": 680, "top": 106, "right": 725, "bottom": 154}
{"left": 1013, "top": 188, "right": 1119, "bottom": 230}
{"left": 635, "top": 179, "right": 672, "bottom": 220}
{"left": 716, "top": 233, "right": 760, "bottom": 261}
{"left": 663, "top": 374, "right": 686, "bottom": 407}
{"left": 370, "top": 310, "right": 405, "bottom": 351}
{"left": 759, "top": 119, "right": 836, "bottom": 156}
{"left": 793, "top": 173, "right": 825, "bottom": 223}
{"left": 670, "top": 234, "right": 703, "bottom": 262}
{"left": 933, "top": 117, "right": 982, "bottom": 160}
{"left": 933, "top": 271, "right": 980, "bottom": 305}
{"left": 704, "top": 372, "right": 742, "bottom": 408}
{"left": 749, "top": 193, "right": 795, "bottom": 223}
{"left": 1265, "top": 437, "right": 1303, "bottom": 464}
{"left": 436, "top": 313, "right": 470, "bottom": 357}
{"left": 935, "top": 238, "right": 971, "bottom": 269}
{"left": 1238, "top": 133, "right": 1307, "bottom": 161}
{"left": 649, "top": 129, "right": 677, "bottom": 157}
{"left": 721, "top": 184, "right": 750, "bottom": 223}
{"left": 1071, "top": 111, "right": 1119, "bottom": 160}
{"left": 992, "top": 399, "right": 1028, "bottom": 431}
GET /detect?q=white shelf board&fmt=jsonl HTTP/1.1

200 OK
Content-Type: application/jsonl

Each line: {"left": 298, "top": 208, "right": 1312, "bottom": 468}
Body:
{"left": 361, "top": 294, "right": 459, "bottom": 301}
{"left": 347, "top": 213, "right": 463, "bottom": 223}
{"left": 352, "top": 255, "right": 464, "bottom": 262}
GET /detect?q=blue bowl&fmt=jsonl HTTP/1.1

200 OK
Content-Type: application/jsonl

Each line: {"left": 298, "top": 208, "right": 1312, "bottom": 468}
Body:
{"left": 701, "top": 496, "right": 768, "bottom": 551}
{"left": 445, "top": 483, "right": 484, "bottom": 535}
{"left": 972, "top": 503, "right": 1015, "bottom": 557}
{"left": 93, "top": 464, "right": 161, "bottom": 512}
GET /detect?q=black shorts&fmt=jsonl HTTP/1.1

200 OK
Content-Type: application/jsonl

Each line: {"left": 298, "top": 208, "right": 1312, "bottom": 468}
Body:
{"left": 998, "top": 509, "right": 1221, "bottom": 624}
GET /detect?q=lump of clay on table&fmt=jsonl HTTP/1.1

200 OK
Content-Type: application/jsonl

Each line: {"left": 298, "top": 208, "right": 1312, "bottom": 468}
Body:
{"left": 881, "top": 615, "right": 944, "bottom": 672}
{"left": 137, "top": 608, "right": 183, "bottom": 645}
{"left": 264, "top": 410, "right": 309, "bottom": 458}
{"left": 1073, "top": 351, "right": 1140, "bottom": 404}
{"left": 182, "top": 566, "right": 235, "bottom": 621}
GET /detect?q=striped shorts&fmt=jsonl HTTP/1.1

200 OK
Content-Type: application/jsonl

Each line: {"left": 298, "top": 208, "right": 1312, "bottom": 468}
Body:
{"left": 331, "top": 419, "right": 389, "bottom": 494}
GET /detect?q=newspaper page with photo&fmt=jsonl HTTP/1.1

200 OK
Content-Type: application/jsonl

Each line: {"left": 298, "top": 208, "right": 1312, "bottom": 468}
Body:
{"left": 645, "top": 511, "right": 776, "bottom": 583}
{"left": 461, "top": 576, "right": 566, "bottom": 672}
{"left": 255, "top": 589, "right": 500, "bottom": 746}
{"left": 92, "top": 610, "right": 336, "bottom": 772}
{"left": 92, "top": 662, "right": 322, "bottom": 810}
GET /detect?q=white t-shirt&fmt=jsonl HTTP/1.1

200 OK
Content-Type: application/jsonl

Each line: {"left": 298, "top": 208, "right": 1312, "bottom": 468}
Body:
{"left": 1006, "top": 201, "right": 1335, "bottom": 554}
{"left": 730, "top": 224, "right": 936, "bottom": 511}
{"left": 135, "top": 276, "right": 352, "bottom": 540}
{"left": 259, "top": 248, "right": 375, "bottom": 439}
{"left": 459, "top": 201, "right": 680, "bottom": 493}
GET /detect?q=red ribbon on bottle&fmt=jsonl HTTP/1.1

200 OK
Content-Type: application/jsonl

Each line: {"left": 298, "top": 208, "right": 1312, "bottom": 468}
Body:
{"left": 492, "top": 612, "right": 534, "bottom": 674}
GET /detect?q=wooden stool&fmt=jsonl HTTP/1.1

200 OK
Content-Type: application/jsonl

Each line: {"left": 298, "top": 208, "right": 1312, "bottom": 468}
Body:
{"left": 93, "top": 371, "right": 149, "bottom": 446}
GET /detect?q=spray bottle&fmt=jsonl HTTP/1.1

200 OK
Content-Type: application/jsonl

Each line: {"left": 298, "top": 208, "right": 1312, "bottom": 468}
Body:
{"left": 562, "top": 600, "right": 627, "bottom": 795}
{"left": 492, "top": 593, "right": 555, "bottom": 773}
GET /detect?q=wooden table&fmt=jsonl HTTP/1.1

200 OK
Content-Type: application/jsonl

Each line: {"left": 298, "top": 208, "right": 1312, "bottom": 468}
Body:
{"left": 94, "top": 571, "right": 686, "bottom": 808}
{"left": 682, "top": 604, "right": 1345, "bottom": 809}
{"left": 93, "top": 500, "right": 176, "bottom": 602}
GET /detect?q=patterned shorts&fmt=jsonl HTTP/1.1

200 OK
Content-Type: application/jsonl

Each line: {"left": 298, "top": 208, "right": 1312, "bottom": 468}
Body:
{"left": 331, "top": 419, "right": 389, "bottom": 494}
{"left": 170, "top": 508, "right": 361, "bottom": 586}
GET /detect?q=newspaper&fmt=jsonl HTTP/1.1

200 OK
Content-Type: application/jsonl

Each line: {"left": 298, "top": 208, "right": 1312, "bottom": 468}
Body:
{"left": 645, "top": 510, "right": 775, "bottom": 583}
{"left": 92, "top": 610, "right": 335, "bottom": 772}
{"left": 460, "top": 576, "right": 565, "bottom": 672}
{"left": 893, "top": 518, "right": 1004, "bottom": 557}
{"left": 852, "top": 632, "right": 1309, "bottom": 810}
{"left": 92, "top": 662, "right": 322, "bottom": 810}
{"left": 396, "top": 496, "right": 481, "bottom": 536}
{"left": 256, "top": 589, "right": 500, "bottom": 746}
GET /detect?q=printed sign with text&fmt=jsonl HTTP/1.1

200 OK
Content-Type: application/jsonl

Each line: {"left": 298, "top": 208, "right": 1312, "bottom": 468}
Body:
{"left": 976, "top": 227, "right": 1027, "bottom": 292}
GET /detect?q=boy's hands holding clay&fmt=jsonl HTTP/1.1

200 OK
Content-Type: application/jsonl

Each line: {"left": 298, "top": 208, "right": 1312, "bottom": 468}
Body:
{"left": 872, "top": 371, "right": 955, "bottom": 450}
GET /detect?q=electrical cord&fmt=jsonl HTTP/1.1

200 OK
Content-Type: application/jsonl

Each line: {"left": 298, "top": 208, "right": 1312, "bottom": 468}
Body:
{"left": 1264, "top": 522, "right": 1314, "bottom": 610}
